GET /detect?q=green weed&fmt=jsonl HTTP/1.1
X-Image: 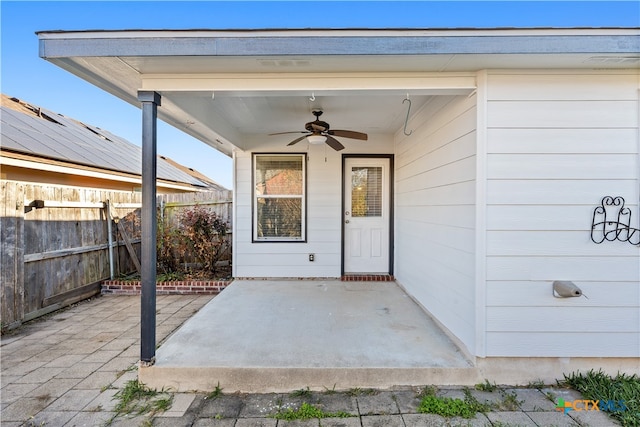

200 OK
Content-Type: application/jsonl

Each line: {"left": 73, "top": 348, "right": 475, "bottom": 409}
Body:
{"left": 498, "top": 390, "right": 522, "bottom": 411}
{"left": 562, "top": 369, "right": 640, "bottom": 427}
{"left": 463, "top": 388, "right": 493, "bottom": 413}
{"left": 206, "top": 382, "right": 223, "bottom": 400}
{"left": 270, "top": 402, "right": 353, "bottom": 421}
{"left": 323, "top": 383, "right": 337, "bottom": 394}
{"left": 418, "top": 395, "right": 476, "bottom": 418}
{"left": 475, "top": 379, "right": 498, "bottom": 392}
{"left": 417, "top": 388, "right": 491, "bottom": 419}
{"left": 527, "top": 379, "right": 545, "bottom": 389}
{"left": 107, "top": 379, "right": 173, "bottom": 425}
{"left": 156, "top": 271, "right": 184, "bottom": 282}
{"left": 290, "top": 386, "right": 311, "bottom": 397}
{"left": 347, "top": 387, "right": 378, "bottom": 396}
{"left": 417, "top": 385, "right": 438, "bottom": 398}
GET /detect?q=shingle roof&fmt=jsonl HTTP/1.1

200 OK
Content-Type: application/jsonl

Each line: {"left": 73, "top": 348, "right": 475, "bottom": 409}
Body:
{"left": 1, "top": 94, "right": 217, "bottom": 188}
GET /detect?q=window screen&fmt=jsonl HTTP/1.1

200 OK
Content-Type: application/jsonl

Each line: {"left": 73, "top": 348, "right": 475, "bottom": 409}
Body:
{"left": 254, "top": 154, "right": 305, "bottom": 241}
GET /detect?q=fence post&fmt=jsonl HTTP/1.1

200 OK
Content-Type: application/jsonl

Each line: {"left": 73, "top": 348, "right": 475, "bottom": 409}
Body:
{"left": 0, "top": 181, "right": 25, "bottom": 329}
{"left": 105, "top": 200, "right": 116, "bottom": 280}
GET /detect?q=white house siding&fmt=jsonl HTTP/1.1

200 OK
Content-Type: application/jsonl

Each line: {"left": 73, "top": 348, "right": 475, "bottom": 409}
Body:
{"left": 394, "top": 95, "right": 478, "bottom": 355}
{"left": 484, "top": 72, "right": 640, "bottom": 357}
{"left": 233, "top": 136, "right": 394, "bottom": 278}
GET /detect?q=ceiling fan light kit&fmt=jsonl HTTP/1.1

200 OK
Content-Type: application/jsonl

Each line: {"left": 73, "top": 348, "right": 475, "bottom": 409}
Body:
{"left": 307, "top": 134, "right": 327, "bottom": 144}
{"left": 269, "top": 110, "right": 368, "bottom": 152}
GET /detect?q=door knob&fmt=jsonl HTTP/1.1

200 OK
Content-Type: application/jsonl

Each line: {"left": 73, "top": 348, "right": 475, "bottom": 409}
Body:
{"left": 345, "top": 220, "right": 350, "bottom": 224}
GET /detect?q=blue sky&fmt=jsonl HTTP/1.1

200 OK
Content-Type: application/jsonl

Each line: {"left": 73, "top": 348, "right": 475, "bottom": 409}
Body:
{"left": 2, "top": 1, "right": 638, "bottom": 189}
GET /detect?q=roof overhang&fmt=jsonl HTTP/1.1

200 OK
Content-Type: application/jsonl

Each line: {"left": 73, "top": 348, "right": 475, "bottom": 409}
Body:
{"left": 1, "top": 150, "right": 205, "bottom": 192}
{"left": 37, "top": 28, "right": 640, "bottom": 155}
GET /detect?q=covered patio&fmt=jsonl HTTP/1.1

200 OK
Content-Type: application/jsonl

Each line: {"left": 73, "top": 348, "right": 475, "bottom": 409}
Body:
{"left": 38, "top": 28, "right": 640, "bottom": 390}
{"left": 139, "top": 280, "right": 476, "bottom": 392}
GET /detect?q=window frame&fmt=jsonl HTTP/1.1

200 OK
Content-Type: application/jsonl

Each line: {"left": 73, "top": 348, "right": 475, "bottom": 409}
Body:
{"left": 252, "top": 153, "right": 307, "bottom": 243}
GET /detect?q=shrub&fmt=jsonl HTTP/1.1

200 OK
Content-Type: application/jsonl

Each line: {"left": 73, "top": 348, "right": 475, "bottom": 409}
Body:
{"left": 156, "top": 205, "right": 230, "bottom": 277}
{"left": 157, "top": 215, "right": 181, "bottom": 273}
{"left": 178, "top": 205, "right": 229, "bottom": 275}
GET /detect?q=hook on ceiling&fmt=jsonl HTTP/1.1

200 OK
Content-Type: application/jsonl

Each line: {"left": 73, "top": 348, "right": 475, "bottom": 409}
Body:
{"left": 402, "top": 94, "right": 413, "bottom": 136}
{"left": 309, "top": 92, "right": 316, "bottom": 102}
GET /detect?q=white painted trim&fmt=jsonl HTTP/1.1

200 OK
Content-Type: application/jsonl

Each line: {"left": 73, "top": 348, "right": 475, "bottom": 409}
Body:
{"left": 141, "top": 73, "right": 477, "bottom": 94}
{"left": 475, "top": 70, "right": 488, "bottom": 358}
{"left": 637, "top": 86, "right": 640, "bottom": 231}
{"left": 232, "top": 149, "right": 239, "bottom": 279}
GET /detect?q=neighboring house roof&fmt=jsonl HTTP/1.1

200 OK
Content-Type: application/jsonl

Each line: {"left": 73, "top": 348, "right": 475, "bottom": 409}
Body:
{"left": 1, "top": 94, "right": 224, "bottom": 190}
{"left": 158, "top": 155, "right": 227, "bottom": 192}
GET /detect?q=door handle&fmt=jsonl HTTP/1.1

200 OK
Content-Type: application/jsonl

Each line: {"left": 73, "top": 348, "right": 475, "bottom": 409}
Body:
{"left": 345, "top": 220, "right": 350, "bottom": 224}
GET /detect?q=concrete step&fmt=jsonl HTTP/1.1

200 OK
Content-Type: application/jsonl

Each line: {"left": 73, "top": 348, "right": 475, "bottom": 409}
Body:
{"left": 140, "top": 280, "right": 476, "bottom": 392}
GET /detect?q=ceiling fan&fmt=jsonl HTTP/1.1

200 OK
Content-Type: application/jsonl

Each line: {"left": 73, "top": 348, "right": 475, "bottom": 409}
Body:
{"left": 269, "top": 110, "right": 368, "bottom": 151}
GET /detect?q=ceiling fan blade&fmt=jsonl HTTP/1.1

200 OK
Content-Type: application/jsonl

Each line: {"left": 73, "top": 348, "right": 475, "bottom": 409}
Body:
{"left": 328, "top": 129, "right": 368, "bottom": 140}
{"left": 287, "top": 135, "right": 308, "bottom": 146}
{"left": 324, "top": 135, "right": 345, "bottom": 151}
{"left": 269, "top": 131, "right": 309, "bottom": 136}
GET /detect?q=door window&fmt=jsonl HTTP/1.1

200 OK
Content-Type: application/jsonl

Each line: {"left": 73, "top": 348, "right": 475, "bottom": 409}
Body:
{"left": 351, "top": 166, "right": 382, "bottom": 217}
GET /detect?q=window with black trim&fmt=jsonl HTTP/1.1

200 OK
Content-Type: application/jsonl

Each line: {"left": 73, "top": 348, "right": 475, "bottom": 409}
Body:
{"left": 253, "top": 154, "right": 306, "bottom": 241}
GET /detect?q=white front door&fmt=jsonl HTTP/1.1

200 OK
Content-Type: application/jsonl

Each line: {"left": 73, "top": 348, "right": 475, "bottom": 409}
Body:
{"left": 343, "top": 157, "right": 390, "bottom": 274}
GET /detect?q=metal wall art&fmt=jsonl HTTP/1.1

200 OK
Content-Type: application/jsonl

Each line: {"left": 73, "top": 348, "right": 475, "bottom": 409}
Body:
{"left": 591, "top": 196, "right": 640, "bottom": 245}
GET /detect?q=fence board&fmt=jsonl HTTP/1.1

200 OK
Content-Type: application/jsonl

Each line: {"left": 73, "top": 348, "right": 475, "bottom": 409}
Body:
{"left": 117, "top": 220, "right": 141, "bottom": 273}
{"left": 1, "top": 183, "right": 233, "bottom": 328}
{"left": 0, "top": 181, "right": 25, "bottom": 328}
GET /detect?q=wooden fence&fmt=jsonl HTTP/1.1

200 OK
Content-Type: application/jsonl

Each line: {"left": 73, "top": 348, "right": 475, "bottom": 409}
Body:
{"left": 0, "top": 181, "right": 232, "bottom": 330}
{"left": 159, "top": 189, "right": 233, "bottom": 230}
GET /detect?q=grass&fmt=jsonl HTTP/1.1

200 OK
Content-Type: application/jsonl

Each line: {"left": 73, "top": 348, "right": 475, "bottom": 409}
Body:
{"left": 562, "top": 369, "right": 640, "bottom": 427}
{"left": 475, "top": 379, "right": 498, "bottom": 392}
{"left": 496, "top": 390, "right": 522, "bottom": 411}
{"left": 270, "top": 402, "right": 353, "bottom": 421}
{"left": 206, "top": 382, "right": 224, "bottom": 400}
{"left": 107, "top": 379, "right": 173, "bottom": 425}
{"left": 418, "top": 394, "right": 478, "bottom": 418}
{"left": 347, "top": 387, "right": 378, "bottom": 396}
{"left": 417, "top": 386, "right": 491, "bottom": 419}
{"left": 527, "top": 379, "right": 546, "bottom": 389}
{"left": 290, "top": 386, "right": 312, "bottom": 397}
{"left": 323, "top": 384, "right": 338, "bottom": 394}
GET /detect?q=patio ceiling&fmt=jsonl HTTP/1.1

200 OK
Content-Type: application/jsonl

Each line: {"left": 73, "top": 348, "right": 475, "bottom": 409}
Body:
{"left": 38, "top": 29, "right": 640, "bottom": 156}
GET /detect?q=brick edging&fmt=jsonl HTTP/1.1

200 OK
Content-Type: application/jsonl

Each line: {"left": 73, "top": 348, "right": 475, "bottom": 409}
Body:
{"left": 341, "top": 275, "right": 395, "bottom": 282}
{"left": 101, "top": 279, "right": 232, "bottom": 295}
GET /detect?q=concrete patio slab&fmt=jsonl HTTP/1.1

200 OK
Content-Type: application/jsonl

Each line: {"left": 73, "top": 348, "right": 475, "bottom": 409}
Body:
{"left": 140, "top": 280, "right": 475, "bottom": 392}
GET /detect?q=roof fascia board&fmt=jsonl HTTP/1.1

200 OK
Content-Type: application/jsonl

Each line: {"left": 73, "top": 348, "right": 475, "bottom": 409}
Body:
{"left": 2, "top": 153, "right": 204, "bottom": 192}
{"left": 141, "top": 73, "right": 477, "bottom": 93}
{"left": 36, "top": 28, "right": 640, "bottom": 38}
{"left": 39, "top": 31, "right": 640, "bottom": 58}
